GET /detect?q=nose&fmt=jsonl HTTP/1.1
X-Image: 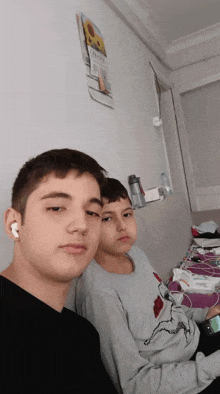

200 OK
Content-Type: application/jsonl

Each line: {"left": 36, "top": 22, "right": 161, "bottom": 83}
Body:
{"left": 66, "top": 211, "right": 88, "bottom": 234}
{"left": 116, "top": 217, "right": 126, "bottom": 232}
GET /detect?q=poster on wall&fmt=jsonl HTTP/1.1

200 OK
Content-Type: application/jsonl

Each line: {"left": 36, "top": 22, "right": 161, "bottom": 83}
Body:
{"left": 76, "top": 12, "right": 114, "bottom": 108}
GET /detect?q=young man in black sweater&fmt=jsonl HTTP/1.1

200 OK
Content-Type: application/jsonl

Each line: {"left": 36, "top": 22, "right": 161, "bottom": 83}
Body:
{"left": 0, "top": 148, "right": 117, "bottom": 393}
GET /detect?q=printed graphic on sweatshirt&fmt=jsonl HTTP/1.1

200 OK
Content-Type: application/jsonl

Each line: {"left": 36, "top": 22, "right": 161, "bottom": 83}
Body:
{"left": 145, "top": 282, "right": 191, "bottom": 346}
{"left": 153, "top": 272, "right": 162, "bottom": 283}
{"left": 153, "top": 296, "right": 164, "bottom": 318}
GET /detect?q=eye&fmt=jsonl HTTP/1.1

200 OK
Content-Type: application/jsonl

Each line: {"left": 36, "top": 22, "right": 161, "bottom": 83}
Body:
{"left": 124, "top": 212, "right": 133, "bottom": 218}
{"left": 102, "top": 217, "right": 112, "bottom": 222}
{"left": 86, "top": 211, "right": 100, "bottom": 217}
{"left": 47, "top": 207, "right": 65, "bottom": 212}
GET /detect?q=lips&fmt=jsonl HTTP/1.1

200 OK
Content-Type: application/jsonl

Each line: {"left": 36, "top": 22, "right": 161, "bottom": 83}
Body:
{"left": 118, "top": 236, "right": 130, "bottom": 242}
{"left": 60, "top": 244, "right": 87, "bottom": 254}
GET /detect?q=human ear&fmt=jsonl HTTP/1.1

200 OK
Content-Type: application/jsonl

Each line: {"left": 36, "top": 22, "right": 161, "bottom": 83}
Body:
{"left": 4, "top": 208, "right": 21, "bottom": 240}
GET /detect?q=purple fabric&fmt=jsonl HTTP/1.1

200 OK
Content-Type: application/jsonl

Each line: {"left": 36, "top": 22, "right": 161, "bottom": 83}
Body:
{"left": 168, "top": 280, "right": 220, "bottom": 308}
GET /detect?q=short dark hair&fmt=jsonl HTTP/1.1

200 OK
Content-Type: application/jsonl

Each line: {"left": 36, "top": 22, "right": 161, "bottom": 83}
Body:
{"left": 101, "top": 178, "right": 132, "bottom": 205}
{"left": 12, "top": 148, "right": 107, "bottom": 223}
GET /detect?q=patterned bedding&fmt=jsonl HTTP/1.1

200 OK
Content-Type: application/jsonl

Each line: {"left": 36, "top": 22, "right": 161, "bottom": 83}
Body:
{"left": 167, "top": 245, "right": 220, "bottom": 309}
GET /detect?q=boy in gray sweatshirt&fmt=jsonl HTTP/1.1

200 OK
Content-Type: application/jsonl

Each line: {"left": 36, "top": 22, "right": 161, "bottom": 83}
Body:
{"left": 76, "top": 178, "right": 220, "bottom": 394}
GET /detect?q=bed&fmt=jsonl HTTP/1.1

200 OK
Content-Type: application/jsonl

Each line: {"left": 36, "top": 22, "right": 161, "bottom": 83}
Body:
{"left": 167, "top": 238, "right": 220, "bottom": 309}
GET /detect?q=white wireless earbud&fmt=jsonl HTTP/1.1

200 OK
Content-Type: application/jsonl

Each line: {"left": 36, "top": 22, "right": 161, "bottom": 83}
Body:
{"left": 11, "top": 222, "right": 19, "bottom": 238}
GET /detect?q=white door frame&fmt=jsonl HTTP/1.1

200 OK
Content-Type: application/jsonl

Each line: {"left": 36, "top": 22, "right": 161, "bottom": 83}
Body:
{"left": 172, "top": 77, "right": 220, "bottom": 211}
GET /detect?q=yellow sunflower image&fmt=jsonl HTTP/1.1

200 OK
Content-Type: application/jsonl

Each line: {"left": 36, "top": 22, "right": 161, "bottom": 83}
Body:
{"left": 95, "top": 34, "right": 106, "bottom": 56}
{"left": 83, "top": 19, "right": 97, "bottom": 48}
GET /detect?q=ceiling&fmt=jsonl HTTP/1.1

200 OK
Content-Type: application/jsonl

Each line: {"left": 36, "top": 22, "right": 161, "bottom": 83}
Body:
{"left": 136, "top": 0, "right": 220, "bottom": 43}
{"left": 104, "top": 0, "right": 220, "bottom": 69}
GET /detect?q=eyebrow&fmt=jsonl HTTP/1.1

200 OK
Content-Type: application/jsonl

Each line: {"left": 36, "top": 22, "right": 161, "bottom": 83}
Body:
{"left": 40, "top": 192, "right": 103, "bottom": 207}
{"left": 90, "top": 198, "right": 103, "bottom": 208}
{"left": 103, "top": 207, "right": 133, "bottom": 214}
{"left": 40, "top": 192, "right": 71, "bottom": 200}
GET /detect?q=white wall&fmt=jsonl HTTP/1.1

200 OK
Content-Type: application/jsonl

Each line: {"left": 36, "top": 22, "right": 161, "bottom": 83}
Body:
{"left": 134, "top": 88, "right": 192, "bottom": 281}
{"left": 0, "top": 0, "right": 191, "bottom": 280}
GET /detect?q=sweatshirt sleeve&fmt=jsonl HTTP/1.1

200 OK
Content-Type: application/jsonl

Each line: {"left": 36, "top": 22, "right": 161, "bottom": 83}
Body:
{"left": 181, "top": 304, "right": 209, "bottom": 323}
{"left": 77, "top": 288, "right": 218, "bottom": 394}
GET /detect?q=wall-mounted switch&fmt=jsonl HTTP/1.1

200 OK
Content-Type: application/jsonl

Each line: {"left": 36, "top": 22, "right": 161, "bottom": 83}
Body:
{"left": 153, "top": 116, "right": 162, "bottom": 127}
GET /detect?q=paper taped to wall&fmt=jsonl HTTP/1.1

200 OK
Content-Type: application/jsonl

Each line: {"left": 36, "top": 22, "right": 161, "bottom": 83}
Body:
{"left": 76, "top": 12, "right": 113, "bottom": 108}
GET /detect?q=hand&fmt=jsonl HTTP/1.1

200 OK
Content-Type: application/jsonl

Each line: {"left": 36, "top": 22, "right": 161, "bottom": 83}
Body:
{"left": 205, "top": 304, "right": 220, "bottom": 320}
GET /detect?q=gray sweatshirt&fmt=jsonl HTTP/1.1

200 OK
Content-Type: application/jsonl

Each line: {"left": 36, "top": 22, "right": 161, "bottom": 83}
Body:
{"left": 75, "top": 246, "right": 220, "bottom": 394}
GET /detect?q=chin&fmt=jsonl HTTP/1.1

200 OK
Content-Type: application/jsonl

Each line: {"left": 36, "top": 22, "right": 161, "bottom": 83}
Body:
{"left": 125, "top": 247, "right": 132, "bottom": 254}
{"left": 52, "top": 263, "right": 88, "bottom": 282}
{"left": 120, "top": 244, "right": 133, "bottom": 253}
